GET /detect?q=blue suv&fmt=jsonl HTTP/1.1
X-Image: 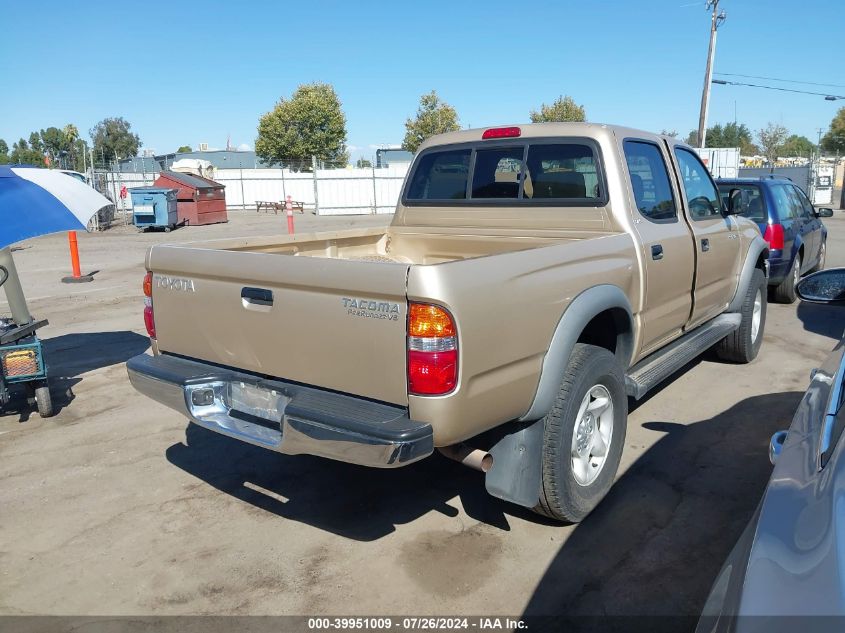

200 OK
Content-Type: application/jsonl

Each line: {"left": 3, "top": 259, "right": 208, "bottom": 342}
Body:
{"left": 717, "top": 176, "right": 832, "bottom": 303}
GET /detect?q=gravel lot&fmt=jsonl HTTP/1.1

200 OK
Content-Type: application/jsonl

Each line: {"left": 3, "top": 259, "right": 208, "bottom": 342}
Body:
{"left": 1, "top": 210, "right": 844, "bottom": 625}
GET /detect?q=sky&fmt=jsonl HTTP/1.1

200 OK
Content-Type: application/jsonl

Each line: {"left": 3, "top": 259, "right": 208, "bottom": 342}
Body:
{"left": 1, "top": 0, "right": 843, "bottom": 163}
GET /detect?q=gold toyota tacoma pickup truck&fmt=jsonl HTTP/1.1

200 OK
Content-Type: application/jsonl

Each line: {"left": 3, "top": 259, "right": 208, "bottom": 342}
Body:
{"left": 127, "top": 123, "right": 768, "bottom": 522}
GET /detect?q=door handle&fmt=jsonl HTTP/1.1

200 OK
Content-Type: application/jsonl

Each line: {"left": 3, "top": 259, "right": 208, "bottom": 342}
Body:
{"left": 701, "top": 238, "right": 710, "bottom": 252}
{"left": 651, "top": 244, "right": 664, "bottom": 260}
{"left": 241, "top": 287, "right": 274, "bottom": 306}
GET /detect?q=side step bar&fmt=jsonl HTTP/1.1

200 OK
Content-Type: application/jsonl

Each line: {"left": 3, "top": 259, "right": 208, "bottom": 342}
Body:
{"left": 625, "top": 313, "right": 742, "bottom": 400}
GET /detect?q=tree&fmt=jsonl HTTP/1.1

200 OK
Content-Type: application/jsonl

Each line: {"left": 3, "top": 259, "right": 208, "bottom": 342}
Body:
{"left": 757, "top": 123, "right": 789, "bottom": 167}
{"left": 62, "top": 124, "right": 80, "bottom": 170}
{"left": 90, "top": 117, "right": 141, "bottom": 162}
{"left": 355, "top": 157, "right": 372, "bottom": 168}
{"left": 28, "top": 132, "right": 43, "bottom": 154}
{"left": 176, "top": 145, "right": 192, "bottom": 153}
{"left": 660, "top": 129, "right": 678, "bottom": 138}
{"left": 71, "top": 138, "right": 88, "bottom": 172}
{"left": 705, "top": 122, "right": 758, "bottom": 155}
{"left": 40, "top": 126, "right": 70, "bottom": 166}
{"left": 402, "top": 90, "right": 460, "bottom": 153}
{"left": 0, "top": 139, "right": 8, "bottom": 164}
{"left": 529, "top": 95, "right": 586, "bottom": 123}
{"left": 779, "top": 134, "right": 815, "bottom": 158}
{"left": 821, "top": 107, "right": 845, "bottom": 154}
{"left": 9, "top": 138, "right": 44, "bottom": 166}
{"left": 256, "top": 82, "right": 348, "bottom": 168}
{"left": 685, "top": 130, "right": 700, "bottom": 146}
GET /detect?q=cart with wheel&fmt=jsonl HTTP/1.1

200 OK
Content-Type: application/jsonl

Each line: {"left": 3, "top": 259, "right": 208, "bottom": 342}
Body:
{"left": 0, "top": 266, "right": 52, "bottom": 418}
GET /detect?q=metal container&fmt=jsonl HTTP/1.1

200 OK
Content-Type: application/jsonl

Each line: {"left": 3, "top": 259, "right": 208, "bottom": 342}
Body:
{"left": 154, "top": 171, "right": 227, "bottom": 226}
{"left": 130, "top": 187, "right": 179, "bottom": 230}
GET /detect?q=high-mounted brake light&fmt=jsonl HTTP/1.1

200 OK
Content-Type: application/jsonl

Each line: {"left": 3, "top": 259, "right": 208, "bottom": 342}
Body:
{"left": 482, "top": 126, "right": 521, "bottom": 140}
{"left": 143, "top": 271, "right": 156, "bottom": 338}
{"left": 408, "top": 303, "right": 458, "bottom": 395}
{"left": 763, "top": 224, "right": 784, "bottom": 250}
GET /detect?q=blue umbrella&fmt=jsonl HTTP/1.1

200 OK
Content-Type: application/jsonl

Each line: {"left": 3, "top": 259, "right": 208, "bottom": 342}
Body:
{"left": 0, "top": 166, "right": 112, "bottom": 249}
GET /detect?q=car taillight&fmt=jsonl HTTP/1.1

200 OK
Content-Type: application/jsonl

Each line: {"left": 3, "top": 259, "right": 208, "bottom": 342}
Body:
{"left": 407, "top": 303, "right": 457, "bottom": 395}
{"left": 763, "top": 224, "right": 784, "bottom": 250}
{"left": 143, "top": 271, "right": 156, "bottom": 338}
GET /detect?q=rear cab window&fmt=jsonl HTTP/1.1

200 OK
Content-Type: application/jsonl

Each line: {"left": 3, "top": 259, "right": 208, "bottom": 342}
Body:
{"left": 404, "top": 139, "right": 605, "bottom": 204}
{"left": 717, "top": 183, "right": 766, "bottom": 223}
{"left": 406, "top": 149, "right": 471, "bottom": 200}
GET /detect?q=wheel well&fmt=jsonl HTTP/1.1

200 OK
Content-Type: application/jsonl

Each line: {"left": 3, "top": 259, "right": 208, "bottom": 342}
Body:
{"left": 577, "top": 308, "right": 632, "bottom": 364}
{"left": 756, "top": 249, "right": 768, "bottom": 271}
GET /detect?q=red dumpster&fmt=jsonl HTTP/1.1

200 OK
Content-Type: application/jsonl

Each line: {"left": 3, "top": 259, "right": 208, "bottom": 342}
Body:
{"left": 154, "top": 171, "right": 227, "bottom": 226}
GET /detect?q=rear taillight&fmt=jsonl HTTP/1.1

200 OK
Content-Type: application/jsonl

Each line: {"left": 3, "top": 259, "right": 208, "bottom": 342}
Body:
{"left": 143, "top": 271, "right": 156, "bottom": 338}
{"left": 407, "top": 303, "right": 458, "bottom": 395}
{"left": 763, "top": 224, "right": 784, "bottom": 250}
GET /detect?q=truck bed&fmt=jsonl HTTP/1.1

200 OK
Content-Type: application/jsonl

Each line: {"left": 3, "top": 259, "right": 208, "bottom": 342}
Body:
{"left": 181, "top": 226, "right": 582, "bottom": 265}
{"left": 146, "top": 226, "right": 599, "bottom": 407}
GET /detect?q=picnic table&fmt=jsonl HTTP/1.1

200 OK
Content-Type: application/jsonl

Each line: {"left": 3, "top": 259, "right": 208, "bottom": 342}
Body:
{"left": 256, "top": 200, "right": 306, "bottom": 214}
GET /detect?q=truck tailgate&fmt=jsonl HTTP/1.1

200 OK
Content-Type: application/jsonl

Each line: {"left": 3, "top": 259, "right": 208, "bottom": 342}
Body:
{"left": 147, "top": 246, "right": 410, "bottom": 405}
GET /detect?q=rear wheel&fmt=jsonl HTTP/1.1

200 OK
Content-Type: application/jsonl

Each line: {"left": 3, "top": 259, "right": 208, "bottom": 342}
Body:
{"left": 716, "top": 268, "right": 766, "bottom": 363}
{"left": 772, "top": 253, "right": 800, "bottom": 304}
{"left": 34, "top": 380, "right": 54, "bottom": 418}
{"left": 533, "top": 343, "right": 627, "bottom": 523}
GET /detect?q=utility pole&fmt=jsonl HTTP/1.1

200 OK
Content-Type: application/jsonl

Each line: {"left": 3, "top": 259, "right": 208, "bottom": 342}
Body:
{"left": 697, "top": 0, "right": 726, "bottom": 148}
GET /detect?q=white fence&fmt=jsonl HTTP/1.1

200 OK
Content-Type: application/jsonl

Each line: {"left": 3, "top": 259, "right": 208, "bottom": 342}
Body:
{"left": 99, "top": 164, "right": 411, "bottom": 217}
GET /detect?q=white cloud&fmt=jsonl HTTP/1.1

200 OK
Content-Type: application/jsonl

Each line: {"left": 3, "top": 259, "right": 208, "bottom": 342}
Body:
{"left": 237, "top": 143, "right": 251, "bottom": 151}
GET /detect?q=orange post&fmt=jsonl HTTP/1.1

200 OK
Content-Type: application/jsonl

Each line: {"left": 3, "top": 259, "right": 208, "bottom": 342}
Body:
{"left": 61, "top": 231, "right": 93, "bottom": 283}
{"left": 68, "top": 231, "right": 81, "bottom": 278}
{"left": 286, "top": 195, "right": 295, "bottom": 235}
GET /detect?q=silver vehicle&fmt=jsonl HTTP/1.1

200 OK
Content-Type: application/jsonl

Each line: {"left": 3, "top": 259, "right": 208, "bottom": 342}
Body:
{"left": 697, "top": 267, "right": 845, "bottom": 632}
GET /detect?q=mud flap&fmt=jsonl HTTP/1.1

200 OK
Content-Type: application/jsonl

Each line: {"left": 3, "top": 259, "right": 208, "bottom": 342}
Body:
{"left": 485, "top": 418, "right": 544, "bottom": 508}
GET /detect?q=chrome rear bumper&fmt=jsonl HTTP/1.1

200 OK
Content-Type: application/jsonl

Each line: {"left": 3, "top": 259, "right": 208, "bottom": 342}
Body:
{"left": 126, "top": 353, "right": 433, "bottom": 468}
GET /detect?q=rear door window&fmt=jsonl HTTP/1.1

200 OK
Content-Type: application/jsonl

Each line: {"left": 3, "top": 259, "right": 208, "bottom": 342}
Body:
{"left": 471, "top": 147, "right": 524, "bottom": 199}
{"left": 406, "top": 149, "right": 471, "bottom": 200}
{"left": 623, "top": 140, "right": 676, "bottom": 221}
{"left": 771, "top": 185, "right": 800, "bottom": 220}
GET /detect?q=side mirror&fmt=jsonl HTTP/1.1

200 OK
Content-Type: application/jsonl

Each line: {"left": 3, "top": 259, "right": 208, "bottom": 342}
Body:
{"left": 723, "top": 188, "right": 742, "bottom": 216}
{"left": 796, "top": 268, "right": 845, "bottom": 304}
{"left": 816, "top": 207, "right": 834, "bottom": 218}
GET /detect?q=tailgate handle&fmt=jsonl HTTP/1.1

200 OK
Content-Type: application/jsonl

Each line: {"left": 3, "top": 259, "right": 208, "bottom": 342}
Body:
{"left": 651, "top": 244, "right": 664, "bottom": 260}
{"left": 241, "top": 287, "right": 273, "bottom": 306}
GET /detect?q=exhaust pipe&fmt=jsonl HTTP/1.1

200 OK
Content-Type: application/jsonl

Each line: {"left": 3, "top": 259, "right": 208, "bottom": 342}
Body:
{"left": 438, "top": 444, "right": 493, "bottom": 473}
{"left": 0, "top": 247, "right": 32, "bottom": 326}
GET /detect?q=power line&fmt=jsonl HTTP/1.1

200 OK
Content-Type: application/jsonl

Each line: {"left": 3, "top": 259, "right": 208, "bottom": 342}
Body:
{"left": 711, "top": 79, "right": 845, "bottom": 100}
{"left": 714, "top": 72, "right": 845, "bottom": 89}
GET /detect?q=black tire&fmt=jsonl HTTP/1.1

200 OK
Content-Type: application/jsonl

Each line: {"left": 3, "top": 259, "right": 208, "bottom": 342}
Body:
{"left": 772, "top": 253, "right": 800, "bottom": 304}
{"left": 716, "top": 268, "right": 766, "bottom": 363}
{"left": 533, "top": 343, "right": 627, "bottom": 523}
{"left": 35, "top": 380, "right": 54, "bottom": 418}
{"left": 809, "top": 240, "right": 826, "bottom": 274}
